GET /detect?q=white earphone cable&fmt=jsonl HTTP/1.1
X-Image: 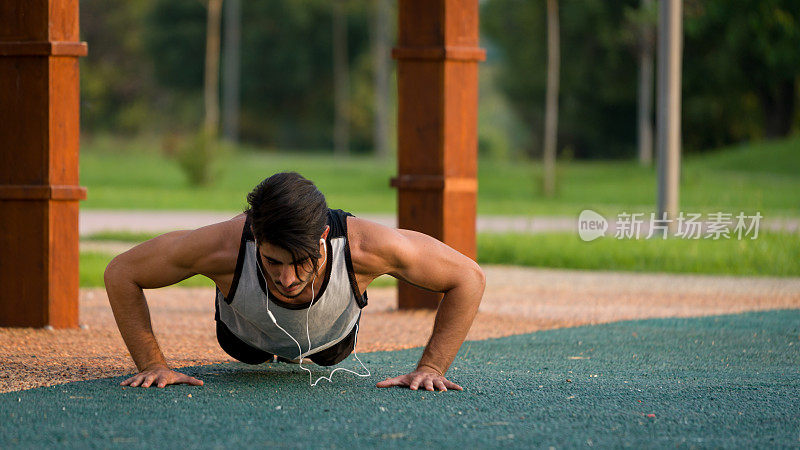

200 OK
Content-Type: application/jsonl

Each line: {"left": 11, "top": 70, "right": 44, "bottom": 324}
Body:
{"left": 257, "top": 240, "right": 370, "bottom": 386}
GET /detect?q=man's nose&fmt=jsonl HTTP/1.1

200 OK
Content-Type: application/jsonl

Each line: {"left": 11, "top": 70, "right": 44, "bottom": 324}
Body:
{"left": 279, "top": 266, "right": 296, "bottom": 286}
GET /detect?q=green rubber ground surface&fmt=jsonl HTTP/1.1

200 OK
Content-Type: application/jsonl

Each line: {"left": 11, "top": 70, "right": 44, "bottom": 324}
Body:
{"left": 3, "top": 310, "right": 799, "bottom": 448}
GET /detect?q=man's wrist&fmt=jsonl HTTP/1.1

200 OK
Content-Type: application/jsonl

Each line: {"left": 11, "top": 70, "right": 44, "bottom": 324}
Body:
{"left": 141, "top": 362, "right": 169, "bottom": 372}
{"left": 416, "top": 363, "right": 444, "bottom": 376}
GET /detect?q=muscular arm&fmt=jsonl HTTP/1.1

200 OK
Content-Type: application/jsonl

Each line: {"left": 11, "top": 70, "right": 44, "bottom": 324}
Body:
{"left": 349, "top": 218, "right": 486, "bottom": 387}
{"left": 103, "top": 217, "right": 240, "bottom": 376}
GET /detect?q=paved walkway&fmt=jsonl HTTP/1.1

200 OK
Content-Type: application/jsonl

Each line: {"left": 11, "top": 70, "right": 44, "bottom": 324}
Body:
{"left": 78, "top": 210, "right": 579, "bottom": 235}
{"left": 79, "top": 210, "right": 800, "bottom": 236}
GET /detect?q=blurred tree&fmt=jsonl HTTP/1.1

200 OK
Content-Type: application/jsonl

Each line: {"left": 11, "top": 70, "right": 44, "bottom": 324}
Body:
{"left": 240, "top": 0, "right": 371, "bottom": 150}
{"left": 542, "top": 0, "right": 560, "bottom": 197}
{"left": 168, "top": 0, "right": 224, "bottom": 188}
{"left": 484, "top": 0, "right": 800, "bottom": 159}
{"left": 371, "top": 0, "right": 392, "bottom": 160}
{"left": 629, "top": 0, "right": 657, "bottom": 166}
{"left": 222, "top": 0, "right": 241, "bottom": 143}
{"left": 683, "top": 0, "right": 800, "bottom": 148}
{"left": 483, "top": 0, "right": 640, "bottom": 159}
{"left": 333, "top": 0, "right": 350, "bottom": 155}
{"left": 143, "top": 0, "right": 371, "bottom": 150}
{"left": 205, "top": 0, "right": 223, "bottom": 137}
{"left": 144, "top": 0, "right": 207, "bottom": 131}
{"left": 80, "top": 0, "right": 382, "bottom": 151}
{"left": 80, "top": 0, "right": 164, "bottom": 134}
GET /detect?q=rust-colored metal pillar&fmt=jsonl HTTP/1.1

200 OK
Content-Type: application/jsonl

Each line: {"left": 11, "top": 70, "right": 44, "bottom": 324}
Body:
{"left": 391, "top": 0, "right": 485, "bottom": 309}
{"left": 0, "top": 0, "right": 87, "bottom": 328}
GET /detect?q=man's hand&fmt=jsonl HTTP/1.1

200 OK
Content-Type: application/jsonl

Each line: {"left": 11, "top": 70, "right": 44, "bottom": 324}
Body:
{"left": 376, "top": 367, "right": 463, "bottom": 391}
{"left": 120, "top": 365, "right": 204, "bottom": 388}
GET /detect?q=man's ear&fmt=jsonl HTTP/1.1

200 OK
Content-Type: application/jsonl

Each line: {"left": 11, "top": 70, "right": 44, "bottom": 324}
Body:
{"left": 321, "top": 225, "right": 330, "bottom": 241}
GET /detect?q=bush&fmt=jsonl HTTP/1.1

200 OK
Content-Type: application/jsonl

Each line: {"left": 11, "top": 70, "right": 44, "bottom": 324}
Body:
{"left": 174, "top": 129, "right": 229, "bottom": 187}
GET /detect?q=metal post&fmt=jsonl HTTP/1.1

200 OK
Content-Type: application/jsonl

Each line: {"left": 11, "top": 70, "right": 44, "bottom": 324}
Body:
{"left": 656, "top": 0, "right": 682, "bottom": 234}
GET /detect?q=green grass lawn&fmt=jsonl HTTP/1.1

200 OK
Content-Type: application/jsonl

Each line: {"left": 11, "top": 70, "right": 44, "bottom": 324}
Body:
{"left": 80, "top": 134, "right": 800, "bottom": 218}
{"left": 80, "top": 252, "right": 213, "bottom": 288}
{"left": 478, "top": 230, "right": 800, "bottom": 277}
{"left": 80, "top": 228, "right": 800, "bottom": 288}
{"left": 78, "top": 135, "right": 799, "bottom": 284}
{"left": 80, "top": 250, "right": 398, "bottom": 289}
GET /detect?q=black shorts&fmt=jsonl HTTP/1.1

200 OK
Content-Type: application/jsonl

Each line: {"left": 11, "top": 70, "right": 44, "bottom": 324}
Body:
{"left": 215, "top": 319, "right": 359, "bottom": 367}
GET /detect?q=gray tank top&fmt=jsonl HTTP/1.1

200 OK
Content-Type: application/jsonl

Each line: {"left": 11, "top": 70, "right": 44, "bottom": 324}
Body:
{"left": 215, "top": 209, "right": 368, "bottom": 359}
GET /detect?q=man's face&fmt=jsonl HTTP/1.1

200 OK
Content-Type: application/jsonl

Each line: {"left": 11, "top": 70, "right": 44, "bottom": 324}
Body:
{"left": 254, "top": 225, "right": 329, "bottom": 298}
{"left": 257, "top": 241, "right": 318, "bottom": 298}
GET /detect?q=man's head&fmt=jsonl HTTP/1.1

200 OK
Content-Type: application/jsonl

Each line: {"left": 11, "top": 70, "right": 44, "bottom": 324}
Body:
{"left": 245, "top": 172, "right": 329, "bottom": 297}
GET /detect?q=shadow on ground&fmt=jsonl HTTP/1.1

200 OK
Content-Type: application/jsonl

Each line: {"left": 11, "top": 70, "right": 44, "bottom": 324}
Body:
{"left": 2, "top": 310, "right": 799, "bottom": 448}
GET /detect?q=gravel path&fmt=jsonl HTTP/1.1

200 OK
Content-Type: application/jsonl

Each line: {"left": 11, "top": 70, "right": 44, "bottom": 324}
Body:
{"left": 78, "top": 210, "right": 800, "bottom": 256}
{"left": 10, "top": 210, "right": 795, "bottom": 393}
{"left": 2, "top": 265, "right": 798, "bottom": 393}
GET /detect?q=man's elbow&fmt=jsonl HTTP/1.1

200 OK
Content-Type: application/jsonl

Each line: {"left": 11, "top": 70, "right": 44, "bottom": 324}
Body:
{"left": 104, "top": 257, "right": 117, "bottom": 287}
{"left": 476, "top": 264, "right": 486, "bottom": 291}
{"left": 104, "top": 255, "right": 131, "bottom": 291}
{"left": 467, "top": 260, "right": 486, "bottom": 296}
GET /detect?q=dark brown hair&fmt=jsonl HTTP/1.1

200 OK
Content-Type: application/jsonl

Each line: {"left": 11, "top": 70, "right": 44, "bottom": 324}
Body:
{"left": 244, "top": 172, "right": 328, "bottom": 274}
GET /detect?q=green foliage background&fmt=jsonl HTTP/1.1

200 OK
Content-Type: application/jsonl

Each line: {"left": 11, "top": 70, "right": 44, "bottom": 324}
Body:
{"left": 481, "top": 0, "right": 800, "bottom": 158}
{"left": 79, "top": 0, "right": 799, "bottom": 159}
{"left": 80, "top": 0, "right": 380, "bottom": 151}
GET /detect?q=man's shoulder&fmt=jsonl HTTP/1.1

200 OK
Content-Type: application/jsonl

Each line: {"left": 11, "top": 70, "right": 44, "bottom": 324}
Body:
{"left": 327, "top": 208, "right": 352, "bottom": 240}
{"left": 110, "top": 213, "right": 247, "bottom": 286}
{"left": 210, "top": 213, "right": 248, "bottom": 253}
{"left": 343, "top": 215, "right": 379, "bottom": 250}
{"left": 172, "top": 213, "right": 247, "bottom": 271}
{"left": 192, "top": 213, "right": 246, "bottom": 244}
{"left": 344, "top": 215, "right": 403, "bottom": 274}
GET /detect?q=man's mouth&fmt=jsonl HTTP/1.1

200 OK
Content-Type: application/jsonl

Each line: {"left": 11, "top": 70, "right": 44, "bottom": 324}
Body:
{"left": 282, "top": 284, "right": 302, "bottom": 294}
